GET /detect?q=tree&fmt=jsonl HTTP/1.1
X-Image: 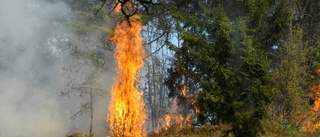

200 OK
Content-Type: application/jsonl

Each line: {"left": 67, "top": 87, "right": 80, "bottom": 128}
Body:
{"left": 163, "top": 1, "right": 273, "bottom": 136}
{"left": 270, "top": 25, "right": 309, "bottom": 128}
{"left": 60, "top": 1, "right": 112, "bottom": 135}
{"left": 142, "top": 23, "right": 172, "bottom": 130}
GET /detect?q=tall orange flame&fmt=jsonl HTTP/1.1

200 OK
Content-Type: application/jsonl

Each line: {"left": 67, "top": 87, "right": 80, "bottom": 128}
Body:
{"left": 107, "top": 3, "right": 147, "bottom": 136}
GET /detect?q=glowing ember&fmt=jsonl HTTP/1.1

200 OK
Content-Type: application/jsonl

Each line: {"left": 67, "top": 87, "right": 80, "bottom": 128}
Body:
{"left": 107, "top": 2, "right": 147, "bottom": 136}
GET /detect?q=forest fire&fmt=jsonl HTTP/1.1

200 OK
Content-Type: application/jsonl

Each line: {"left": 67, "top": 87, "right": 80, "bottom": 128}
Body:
{"left": 302, "top": 68, "right": 320, "bottom": 132}
{"left": 107, "top": 2, "right": 147, "bottom": 136}
{"left": 164, "top": 113, "right": 171, "bottom": 130}
{"left": 155, "top": 85, "right": 198, "bottom": 133}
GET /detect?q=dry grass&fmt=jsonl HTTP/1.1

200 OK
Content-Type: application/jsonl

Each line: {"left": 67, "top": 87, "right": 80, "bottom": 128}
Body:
{"left": 66, "top": 131, "right": 94, "bottom": 137}
{"left": 149, "top": 120, "right": 320, "bottom": 137}
{"left": 259, "top": 119, "right": 320, "bottom": 137}
{"left": 148, "top": 123, "right": 234, "bottom": 137}
{"left": 64, "top": 121, "right": 320, "bottom": 137}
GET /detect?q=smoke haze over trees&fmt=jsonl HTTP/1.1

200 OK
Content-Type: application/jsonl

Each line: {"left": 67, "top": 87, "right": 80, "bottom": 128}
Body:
{"left": 0, "top": 0, "right": 114, "bottom": 136}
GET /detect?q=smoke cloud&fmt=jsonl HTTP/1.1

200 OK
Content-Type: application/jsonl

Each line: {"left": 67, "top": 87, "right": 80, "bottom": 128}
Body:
{"left": 0, "top": 0, "right": 114, "bottom": 136}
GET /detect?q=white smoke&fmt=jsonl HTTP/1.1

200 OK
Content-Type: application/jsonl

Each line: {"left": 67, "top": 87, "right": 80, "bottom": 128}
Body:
{"left": 0, "top": 0, "right": 114, "bottom": 136}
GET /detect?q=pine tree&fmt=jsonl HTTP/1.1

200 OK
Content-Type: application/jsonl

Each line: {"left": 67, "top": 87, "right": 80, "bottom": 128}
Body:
{"left": 165, "top": 1, "right": 272, "bottom": 136}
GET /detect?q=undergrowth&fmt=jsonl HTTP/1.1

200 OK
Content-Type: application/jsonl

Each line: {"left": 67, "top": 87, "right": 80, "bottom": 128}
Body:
{"left": 66, "top": 120, "right": 320, "bottom": 137}
{"left": 66, "top": 132, "right": 94, "bottom": 137}
{"left": 148, "top": 123, "right": 234, "bottom": 137}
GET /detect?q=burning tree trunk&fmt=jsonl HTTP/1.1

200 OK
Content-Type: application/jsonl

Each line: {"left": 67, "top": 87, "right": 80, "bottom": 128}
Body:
{"left": 107, "top": 2, "right": 147, "bottom": 136}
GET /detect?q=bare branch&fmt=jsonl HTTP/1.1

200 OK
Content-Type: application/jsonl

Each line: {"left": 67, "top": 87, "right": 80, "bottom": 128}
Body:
{"left": 143, "top": 31, "right": 166, "bottom": 46}
{"left": 95, "top": 0, "right": 108, "bottom": 16}
{"left": 143, "top": 43, "right": 166, "bottom": 60}
{"left": 94, "top": 0, "right": 161, "bottom": 20}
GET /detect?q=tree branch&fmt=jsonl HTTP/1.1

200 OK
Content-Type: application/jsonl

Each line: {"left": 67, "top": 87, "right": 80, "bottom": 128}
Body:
{"left": 143, "top": 43, "right": 166, "bottom": 60}
{"left": 95, "top": 0, "right": 108, "bottom": 16}
{"left": 95, "top": 0, "right": 160, "bottom": 22}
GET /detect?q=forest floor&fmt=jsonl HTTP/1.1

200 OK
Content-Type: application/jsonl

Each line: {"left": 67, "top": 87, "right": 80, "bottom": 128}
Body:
{"left": 66, "top": 120, "right": 320, "bottom": 137}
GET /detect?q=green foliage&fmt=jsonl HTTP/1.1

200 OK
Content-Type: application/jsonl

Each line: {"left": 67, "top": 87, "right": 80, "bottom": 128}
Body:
{"left": 269, "top": 17, "right": 310, "bottom": 129}
{"left": 306, "top": 42, "right": 320, "bottom": 89}
{"left": 61, "top": 1, "right": 112, "bottom": 135}
{"left": 260, "top": 120, "right": 306, "bottom": 137}
{"left": 165, "top": 1, "right": 273, "bottom": 137}
{"left": 233, "top": 53, "right": 271, "bottom": 136}
{"left": 153, "top": 0, "right": 320, "bottom": 135}
{"left": 71, "top": 9, "right": 111, "bottom": 35}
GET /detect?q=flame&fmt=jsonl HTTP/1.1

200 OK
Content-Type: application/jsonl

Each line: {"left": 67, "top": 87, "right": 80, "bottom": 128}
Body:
{"left": 316, "top": 68, "right": 320, "bottom": 73}
{"left": 302, "top": 114, "right": 320, "bottom": 132}
{"left": 314, "top": 97, "right": 320, "bottom": 111}
{"left": 154, "top": 86, "right": 201, "bottom": 133}
{"left": 107, "top": 1, "right": 147, "bottom": 136}
{"left": 164, "top": 113, "right": 171, "bottom": 130}
{"left": 155, "top": 85, "right": 197, "bottom": 132}
{"left": 181, "top": 85, "right": 187, "bottom": 97}
{"left": 155, "top": 117, "right": 164, "bottom": 133}
{"left": 185, "top": 114, "right": 192, "bottom": 128}
{"left": 162, "top": 112, "right": 184, "bottom": 131}
{"left": 113, "top": 1, "right": 121, "bottom": 13}
{"left": 302, "top": 68, "right": 320, "bottom": 131}
{"left": 156, "top": 85, "right": 200, "bottom": 132}
{"left": 173, "top": 114, "right": 184, "bottom": 129}
{"left": 113, "top": 0, "right": 133, "bottom": 13}
{"left": 309, "top": 70, "right": 320, "bottom": 114}
{"left": 181, "top": 85, "right": 199, "bottom": 114}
